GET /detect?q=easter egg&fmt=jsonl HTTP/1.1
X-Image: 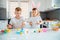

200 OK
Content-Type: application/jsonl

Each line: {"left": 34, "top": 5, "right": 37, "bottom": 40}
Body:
{"left": 16, "top": 31, "right": 20, "bottom": 34}
{"left": 38, "top": 30, "right": 40, "bottom": 33}
{"left": 21, "top": 28, "right": 23, "bottom": 30}
{"left": 16, "top": 29, "right": 23, "bottom": 34}
{"left": 7, "top": 29, "right": 11, "bottom": 33}
{"left": 17, "top": 28, "right": 21, "bottom": 31}
{"left": 20, "top": 29, "right": 24, "bottom": 33}
{"left": 38, "top": 29, "right": 42, "bottom": 33}
{"left": 26, "top": 31, "right": 28, "bottom": 33}
{"left": 38, "top": 29, "right": 42, "bottom": 32}
{"left": 25, "top": 29, "right": 29, "bottom": 34}
{"left": 4, "top": 30, "right": 7, "bottom": 33}
{"left": 34, "top": 30, "right": 36, "bottom": 33}
{"left": 1, "top": 30, "right": 4, "bottom": 32}
{"left": 20, "top": 32, "right": 23, "bottom": 35}
{"left": 42, "top": 28, "right": 47, "bottom": 32}
{"left": 52, "top": 28, "right": 59, "bottom": 31}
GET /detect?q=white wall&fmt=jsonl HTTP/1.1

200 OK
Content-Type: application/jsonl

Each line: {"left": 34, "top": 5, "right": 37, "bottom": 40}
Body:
{"left": 7, "top": 0, "right": 53, "bottom": 18}
{"left": 8, "top": 0, "right": 53, "bottom": 11}
{"left": 29, "top": 0, "right": 52, "bottom": 11}
{"left": 8, "top": 1, "right": 30, "bottom": 18}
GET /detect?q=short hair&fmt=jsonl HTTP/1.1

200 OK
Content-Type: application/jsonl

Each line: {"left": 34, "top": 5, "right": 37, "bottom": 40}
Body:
{"left": 15, "top": 7, "right": 21, "bottom": 11}
{"left": 32, "top": 8, "right": 37, "bottom": 10}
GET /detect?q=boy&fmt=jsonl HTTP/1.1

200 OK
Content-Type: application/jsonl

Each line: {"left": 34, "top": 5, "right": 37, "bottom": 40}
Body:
{"left": 7, "top": 7, "right": 25, "bottom": 29}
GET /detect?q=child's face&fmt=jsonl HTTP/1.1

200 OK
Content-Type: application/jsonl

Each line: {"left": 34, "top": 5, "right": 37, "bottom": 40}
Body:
{"left": 15, "top": 11, "right": 21, "bottom": 17}
{"left": 32, "top": 10, "right": 38, "bottom": 16}
{"left": 32, "top": 10, "right": 37, "bottom": 14}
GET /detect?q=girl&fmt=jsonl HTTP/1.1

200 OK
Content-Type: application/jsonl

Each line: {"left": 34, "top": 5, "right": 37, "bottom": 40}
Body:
{"left": 28, "top": 8, "right": 43, "bottom": 28}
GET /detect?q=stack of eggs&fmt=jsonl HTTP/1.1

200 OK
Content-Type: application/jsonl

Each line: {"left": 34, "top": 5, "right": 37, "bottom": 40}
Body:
{"left": 16, "top": 28, "right": 24, "bottom": 35}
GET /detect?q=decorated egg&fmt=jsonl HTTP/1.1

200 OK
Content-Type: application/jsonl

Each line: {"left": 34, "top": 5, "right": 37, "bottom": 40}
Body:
{"left": 1, "top": 30, "right": 4, "bottom": 33}
{"left": 52, "top": 27, "right": 59, "bottom": 31}
{"left": 7, "top": 29, "right": 11, "bottom": 33}
{"left": 26, "top": 30, "right": 28, "bottom": 33}
{"left": 4, "top": 29, "right": 7, "bottom": 33}
{"left": 16, "top": 31, "right": 20, "bottom": 34}
{"left": 34, "top": 30, "right": 36, "bottom": 33}
{"left": 20, "top": 32, "right": 23, "bottom": 35}
{"left": 17, "top": 28, "right": 21, "bottom": 31}
{"left": 42, "top": 28, "right": 47, "bottom": 32}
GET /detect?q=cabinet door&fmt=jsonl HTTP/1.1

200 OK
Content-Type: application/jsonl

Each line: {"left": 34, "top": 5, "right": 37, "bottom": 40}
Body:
{"left": 0, "top": 0, "right": 7, "bottom": 19}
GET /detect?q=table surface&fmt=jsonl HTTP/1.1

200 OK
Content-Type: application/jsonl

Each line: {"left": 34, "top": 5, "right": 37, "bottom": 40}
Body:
{"left": 0, "top": 28, "right": 60, "bottom": 40}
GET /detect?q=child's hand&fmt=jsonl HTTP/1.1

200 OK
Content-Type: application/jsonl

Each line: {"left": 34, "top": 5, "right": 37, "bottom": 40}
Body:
{"left": 36, "top": 22, "right": 40, "bottom": 25}
{"left": 36, "top": 21, "right": 41, "bottom": 25}
{"left": 20, "top": 22, "right": 25, "bottom": 28}
{"left": 29, "top": 22, "right": 32, "bottom": 26}
{"left": 7, "top": 24, "right": 13, "bottom": 29}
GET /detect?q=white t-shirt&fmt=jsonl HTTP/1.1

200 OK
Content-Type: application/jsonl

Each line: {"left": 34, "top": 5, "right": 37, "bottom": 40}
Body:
{"left": 9, "top": 17, "right": 25, "bottom": 28}
{"left": 28, "top": 16, "right": 42, "bottom": 28}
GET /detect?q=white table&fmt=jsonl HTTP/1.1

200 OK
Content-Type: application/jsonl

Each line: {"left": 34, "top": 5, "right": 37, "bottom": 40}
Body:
{"left": 0, "top": 28, "right": 60, "bottom": 40}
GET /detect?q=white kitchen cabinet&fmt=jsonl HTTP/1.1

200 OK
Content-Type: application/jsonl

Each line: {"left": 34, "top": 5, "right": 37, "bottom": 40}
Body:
{"left": 0, "top": 0, "right": 8, "bottom": 19}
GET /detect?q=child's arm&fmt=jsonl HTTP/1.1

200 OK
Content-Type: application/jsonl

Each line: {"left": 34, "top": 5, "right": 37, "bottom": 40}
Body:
{"left": 21, "top": 22, "right": 25, "bottom": 27}
{"left": 29, "top": 22, "right": 32, "bottom": 26}
{"left": 36, "top": 20, "right": 43, "bottom": 25}
{"left": 19, "top": 22, "right": 25, "bottom": 28}
{"left": 8, "top": 19, "right": 14, "bottom": 29}
{"left": 36, "top": 16, "right": 43, "bottom": 25}
{"left": 20, "top": 18, "right": 26, "bottom": 28}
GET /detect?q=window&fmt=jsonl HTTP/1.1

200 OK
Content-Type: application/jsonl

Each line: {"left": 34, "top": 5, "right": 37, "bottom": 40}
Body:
{"left": 52, "top": 0, "right": 60, "bottom": 8}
